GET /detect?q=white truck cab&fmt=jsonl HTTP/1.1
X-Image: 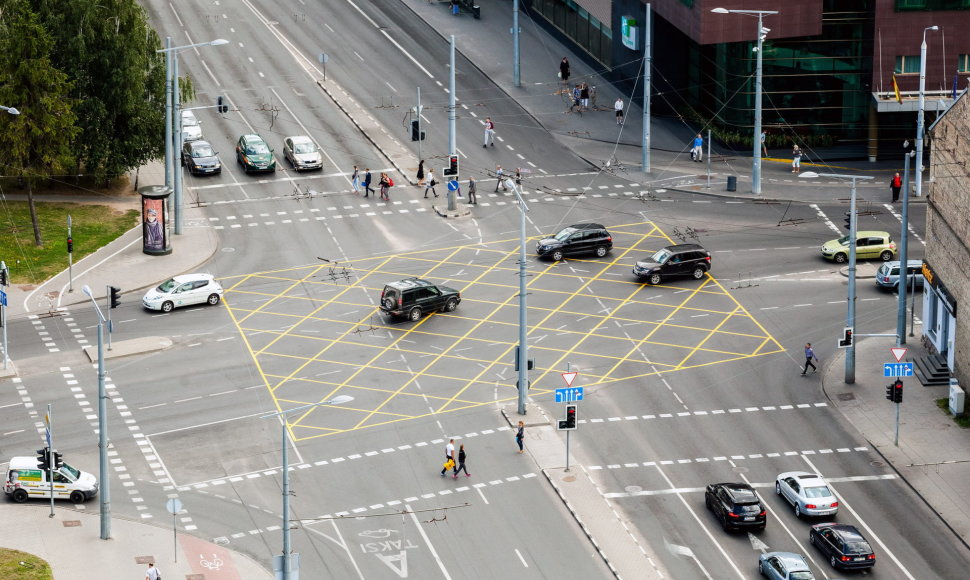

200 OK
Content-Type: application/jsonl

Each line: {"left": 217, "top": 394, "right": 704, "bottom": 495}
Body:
{"left": 4, "top": 456, "right": 98, "bottom": 504}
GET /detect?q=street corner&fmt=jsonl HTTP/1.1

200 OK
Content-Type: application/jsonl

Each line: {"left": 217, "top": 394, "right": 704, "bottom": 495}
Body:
{"left": 83, "top": 336, "right": 173, "bottom": 362}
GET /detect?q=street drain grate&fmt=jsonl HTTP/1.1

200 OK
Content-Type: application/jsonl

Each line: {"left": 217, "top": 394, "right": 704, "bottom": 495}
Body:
{"left": 837, "top": 393, "right": 856, "bottom": 401}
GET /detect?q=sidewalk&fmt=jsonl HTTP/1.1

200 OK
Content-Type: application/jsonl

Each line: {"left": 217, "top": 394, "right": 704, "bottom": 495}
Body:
{"left": 0, "top": 503, "right": 272, "bottom": 579}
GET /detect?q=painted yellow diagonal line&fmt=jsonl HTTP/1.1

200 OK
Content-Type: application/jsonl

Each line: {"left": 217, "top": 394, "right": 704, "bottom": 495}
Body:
{"left": 674, "top": 304, "right": 743, "bottom": 369}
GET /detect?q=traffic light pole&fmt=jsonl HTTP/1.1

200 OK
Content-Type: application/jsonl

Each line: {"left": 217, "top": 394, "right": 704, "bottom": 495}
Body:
{"left": 416, "top": 86, "right": 422, "bottom": 164}
{"left": 895, "top": 397, "right": 901, "bottom": 447}
{"left": 82, "top": 285, "right": 110, "bottom": 539}
{"left": 105, "top": 285, "right": 112, "bottom": 351}
{"left": 1, "top": 260, "right": 8, "bottom": 371}
{"left": 48, "top": 404, "right": 54, "bottom": 519}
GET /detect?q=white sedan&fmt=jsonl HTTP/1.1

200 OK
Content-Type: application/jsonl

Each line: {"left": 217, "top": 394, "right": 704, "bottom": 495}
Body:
{"left": 142, "top": 274, "right": 223, "bottom": 313}
{"left": 775, "top": 471, "right": 839, "bottom": 518}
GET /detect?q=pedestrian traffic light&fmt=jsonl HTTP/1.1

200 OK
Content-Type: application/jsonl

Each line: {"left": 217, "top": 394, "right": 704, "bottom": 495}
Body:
{"left": 443, "top": 155, "right": 459, "bottom": 176}
{"left": 67, "top": 236, "right": 73, "bottom": 253}
{"left": 893, "top": 379, "right": 904, "bottom": 403}
{"left": 109, "top": 286, "right": 121, "bottom": 309}
{"left": 558, "top": 404, "right": 578, "bottom": 430}
{"left": 843, "top": 211, "right": 852, "bottom": 231}
{"left": 51, "top": 451, "right": 63, "bottom": 470}
{"left": 217, "top": 96, "right": 229, "bottom": 114}
{"left": 838, "top": 327, "right": 853, "bottom": 348}
{"left": 37, "top": 448, "right": 50, "bottom": 471}
{"left": 410, "top": 119, "right": 425, "bottom": 141}
{"left": 0, "top": 267, "right": 7, "bottom": 286}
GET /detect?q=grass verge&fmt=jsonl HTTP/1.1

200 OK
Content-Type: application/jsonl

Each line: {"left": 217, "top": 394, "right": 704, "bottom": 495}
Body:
{"left": 935, "top": 398, "right": 970, "bottom": 428}
{"left": 0, "top": 548, "right": 52, "bottom": 580}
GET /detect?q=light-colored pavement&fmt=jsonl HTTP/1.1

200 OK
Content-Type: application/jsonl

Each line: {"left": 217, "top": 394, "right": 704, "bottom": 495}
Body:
{"left": 2, "top": 2, "right": 964, "bottom": 578}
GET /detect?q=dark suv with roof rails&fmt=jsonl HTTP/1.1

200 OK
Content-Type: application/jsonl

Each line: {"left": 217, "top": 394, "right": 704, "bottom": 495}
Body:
{"left": 379, "top": 278, "right": 461, "bottom": 321}
{"left": 633, "top": 243, "right": 711, "bottom": 285}
{"left": 535, "top": 223, "right": 612, "bottom": 261}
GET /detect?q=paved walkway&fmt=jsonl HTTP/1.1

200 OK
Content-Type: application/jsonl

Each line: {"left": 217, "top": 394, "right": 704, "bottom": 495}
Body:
{"left": 2, "top": 2, "right": 965, "bottom": 579}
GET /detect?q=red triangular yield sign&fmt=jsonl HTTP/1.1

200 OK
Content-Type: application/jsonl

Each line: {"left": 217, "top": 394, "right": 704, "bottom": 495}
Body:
{"left": 562, "top": 372, "right": 578, "bottom": 387}
{"left": 890, "top": 347, "right": 907, "bottom": 363}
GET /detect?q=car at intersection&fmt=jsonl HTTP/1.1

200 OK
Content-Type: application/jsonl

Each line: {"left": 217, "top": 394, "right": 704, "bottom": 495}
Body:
{"left": 142, "top": 273, "right": 224, "bottom": 313}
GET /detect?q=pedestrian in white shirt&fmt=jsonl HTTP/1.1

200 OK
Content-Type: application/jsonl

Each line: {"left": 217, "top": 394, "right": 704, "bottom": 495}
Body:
{"left": 614, "top": 98, "right": 624, "bottom": 125}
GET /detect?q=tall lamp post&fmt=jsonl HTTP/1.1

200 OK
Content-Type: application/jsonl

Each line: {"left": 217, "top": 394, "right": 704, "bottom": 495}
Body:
{"left": 915, "top": 25, "right": 938, "bottom": 198}
{"left": 897, "top": 146, "right": 917, "bottom": 344}
{"left": 800, "top": 173, "right": 874, "bottom": 384}
{"left": 711, "top": 7, "right": 778, "bottom": 195}
{"left": 261, "top": 395, "right": 353, "bottom": 580}
{"left": 156, "top": 38, "right": 228, "bottom": 235}
{"left": 1, "top": 105, "right": 20, "bottom": 115}
{"left": 505, "top": 177, "right": 531, "bottom": 415}
{"left": 81, "top": 285, "right": 110, "bottom": 539}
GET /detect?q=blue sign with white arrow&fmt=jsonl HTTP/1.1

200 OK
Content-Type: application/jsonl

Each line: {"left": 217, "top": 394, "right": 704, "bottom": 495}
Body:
{"left": 883, "top": 362, "right": 914, "bottom": 377}
{"left": 555, "top": 387, "right": 584, "bottom": 403}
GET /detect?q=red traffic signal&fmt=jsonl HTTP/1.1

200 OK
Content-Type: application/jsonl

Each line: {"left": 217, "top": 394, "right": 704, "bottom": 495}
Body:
{"left": 892, "top": 379, "right": 904, "bottom": 403}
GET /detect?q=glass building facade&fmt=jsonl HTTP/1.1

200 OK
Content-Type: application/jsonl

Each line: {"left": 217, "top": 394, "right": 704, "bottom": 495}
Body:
{"left": 529, "top": 0, "right": 613, "bottom": 66}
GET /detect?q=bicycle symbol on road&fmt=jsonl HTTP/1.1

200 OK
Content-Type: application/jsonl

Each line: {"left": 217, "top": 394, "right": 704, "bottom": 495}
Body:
{"left": 200, "top": 553, "right": 224, "bottom": 571}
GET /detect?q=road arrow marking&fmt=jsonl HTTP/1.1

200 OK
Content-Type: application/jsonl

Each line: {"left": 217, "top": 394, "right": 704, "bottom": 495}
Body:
{"left": 748, "top": 532, "right": 769, "bottom": 553}
{"left": 375, "top": 551, "right": 408, "bottom": 578}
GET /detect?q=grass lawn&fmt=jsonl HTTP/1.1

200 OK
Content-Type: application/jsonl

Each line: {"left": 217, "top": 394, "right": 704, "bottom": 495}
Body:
{"left": 0, "top": 201, "right": 139, "bottom": 286}
{"left": 935, "top": 398, "right": 970, "bottom": 428}
{"left": 0, "top": 548, "right": 52, "bottom": 580}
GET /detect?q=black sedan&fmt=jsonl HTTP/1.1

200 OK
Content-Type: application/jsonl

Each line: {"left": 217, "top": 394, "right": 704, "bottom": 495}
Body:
{"left": 705, "top": 482, "right": 766, "bottom": 531}
{"left": 809, "top": 523, "right": 875, "bottom": 570}
{"left": 181, "top": 140, "right": 221, "bottom": 175}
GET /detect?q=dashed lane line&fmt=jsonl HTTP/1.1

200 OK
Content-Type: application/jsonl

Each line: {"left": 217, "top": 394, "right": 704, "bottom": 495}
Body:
{"left": 605, "top": 472, "right": 895, "bottom": 498}
{"left": 590, "top": 445, "right": 871, "bottom": 472}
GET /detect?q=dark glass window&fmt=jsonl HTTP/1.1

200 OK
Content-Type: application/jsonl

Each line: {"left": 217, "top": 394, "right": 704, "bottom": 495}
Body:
{"left": 895, "top": 55, "right": 920, "bottom": 74}
{"left": 896, "top": 0, "right": 970, "bottom": 9}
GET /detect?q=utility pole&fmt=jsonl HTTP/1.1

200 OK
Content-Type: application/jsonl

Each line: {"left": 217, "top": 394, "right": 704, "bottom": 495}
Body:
{"left": 506, "top": 179, "right": 530, "bottom": 415}
{"left": 512, "top": 0, "right": 520, "bottom": 87}
{"left": 82, "top": 285, "right": 110, "bottom": 539}
{"left": 416, "top": 87, "right": 422, "bottom": 163}
{"left": 897, "top": 147, "right": 916, "bottom": 345}
{"left": 915, "top": 26, "right": 939, "bottom": 198}
{"left": 1, "top": 260, "right": 8, "bottom": 371}
{"left": 642, "top": 4, "right": 651, "bottom": 174}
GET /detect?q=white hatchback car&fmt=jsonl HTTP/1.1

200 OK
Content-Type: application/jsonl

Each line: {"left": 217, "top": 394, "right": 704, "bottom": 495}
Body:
{"left": 142, "top": 274, "right": 223, "bottom": 313}
{"left": 181, "top": 110, "right": 203, "bottom": 142}
{"left": 282, "top": 135, "right": 322, "bottom": 171}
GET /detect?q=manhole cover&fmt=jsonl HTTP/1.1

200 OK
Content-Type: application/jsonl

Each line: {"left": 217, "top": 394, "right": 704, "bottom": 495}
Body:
{"left": 870, "top": 460, "right": 885, "bottom": 467}
{"left": 625, "top": 485, "right": 643, "bottom": 493}
{"left": 837, "top": 392, "right": 856, "bottom": 401}
{"left": 561, "top": 475, "right": 576, "bottom": 483}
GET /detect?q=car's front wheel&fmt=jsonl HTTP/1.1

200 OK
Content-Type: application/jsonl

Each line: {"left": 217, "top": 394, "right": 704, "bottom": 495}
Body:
{"left": 595, "top": 245, "right": 608, "bottom": 258}
{"left": 692, "top": 266, "right": 706, "bottom": 280}
{"left": 161, "top": 301, "right": 174, "bottom": 313}
{"left": 775, "top": 481, "right": 781, "bottom": 495}
{"left": 443, "top": 297, "right": 458, "bottom": 312}
{"left": 880, "top": 250, "right": 894, "bottom": 261}
{"left": 408, "top": 307, "right": 422, "bottom": 322}
{"left": 551, "top": 249, "right": 564, "bottom": 261}
{"left": 834, "top": 253, "right": 847, "bottom": 264}
{"left": 648, "top": 273, "right": 662, "bottom": 285}
{"left": 758, "top": 561, "right": 766, "bottom": 577}
{"left": 207, "top": 293, "right": 221, "bottom": 306}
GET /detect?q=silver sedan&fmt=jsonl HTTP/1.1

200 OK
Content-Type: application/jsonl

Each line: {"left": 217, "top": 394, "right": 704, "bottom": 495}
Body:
{"left": 775, "top": 471, "right": 839, "bottom": 518}
{"left": 282, "top": 135, "right": 322, "bottom": 171}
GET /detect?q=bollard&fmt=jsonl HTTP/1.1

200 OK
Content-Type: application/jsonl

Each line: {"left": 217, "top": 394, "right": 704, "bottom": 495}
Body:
{"left": 472, "top": 5, "right": 480, "bottom": 19}
{"left": 726, "top": 175, "right": 737, "bottom": 192}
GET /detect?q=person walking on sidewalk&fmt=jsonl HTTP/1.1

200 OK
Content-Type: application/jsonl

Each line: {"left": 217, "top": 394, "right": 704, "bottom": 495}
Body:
{"left": 424, "top": 168, "right": 438, "bottom": 198}
{"left": 791, "top": 145, "right": 802, "bottom": 173}
{"left": 363, "top": 168, "right": 374, "bottom": 197}
{"left": 416, "top": 159, "right": 425, "bottom": 185}
{"left": 761, "top": 130, "right": 768, "bottom": 157}
{"left": 494, "top": 165, "right": 508, "bottom": 193}
{"left": 467, "top": 176, "right": 477, "bottom": 204}
{"left": 515, "top": 421, "right": 525, "bottom": 453}
{"left": 802, "top": 343, "right": 818, "bottom": 375}
{"left": 146, "top": 563, "right": 161, "bottom": 580}
{"left": 559, "top": 57, "right": 571, "bottom": 84}
{"left": 441, "top": 439, "right": 456, "bottom": 476}
{"left": 614, "top": 97, "right": 624, "bottom": 125}
{"left": 691, "top": 133, "right": 704, "bottom": 162}
{"left": 453, "top": 444, "right": 470, "bottom": 478}
{"left": 890, "top": 172, "right": 902, "bottom": 203}
{"left": 483, "top": 117, "right": 495, "bottom": 147}
{"left": 351, "top": 165, "right": 361, "bottom": 195}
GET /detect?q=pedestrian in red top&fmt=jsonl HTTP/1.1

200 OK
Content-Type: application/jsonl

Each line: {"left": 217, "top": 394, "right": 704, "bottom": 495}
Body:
{"left": 890, "top": 172, "right": 902, "bottom": 203}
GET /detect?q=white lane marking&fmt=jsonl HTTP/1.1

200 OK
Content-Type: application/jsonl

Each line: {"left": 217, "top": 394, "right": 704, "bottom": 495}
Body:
{"left": 604, "top": 473, "right": 892, "bottom": 498}
{"left": 801, "top": 456, "right": 916, "bottom": 580}
{"left": 269, "top": 87, "right": 347, "bottom": 185}
{"left": 304, "top": 520, "right": 365, "bottom": 580}
{"left": 407, "top": 503, "right": 452, "bottom": 579}
{"left": 514, "top": 549, "right": 528, "bottom": 568}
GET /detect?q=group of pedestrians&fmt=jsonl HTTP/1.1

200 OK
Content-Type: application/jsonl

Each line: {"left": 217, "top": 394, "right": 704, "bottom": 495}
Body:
{"left": 436, "top": 421, "right": 526, "bottom": 478}
{"left": 350, "top": 165, "right": 392, "bottom": 201}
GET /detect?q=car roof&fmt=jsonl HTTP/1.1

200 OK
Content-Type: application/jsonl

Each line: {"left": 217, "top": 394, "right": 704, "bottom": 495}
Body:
{"left": 385, "top": 278, "right": 432, "bottom": 290}
{"left": 880, "top": 260, "right": 923, "bottom": 268}
{"left": 778, "top": 471, "right": 822, "bottom": 481}
{"left": 240, "top": 134, "right": 266, "bottom": 143}
{"left": 764, "top": 552, "right": 810, "bottom": 570}
{"left": 814, "top": 523, "right": 865, "bottom": 539}
{"left": 189, "top": 140, "right": 212, "bottom": 149}
{"left": 287, "top": 135, "right": 313, "bottom": 143}
{"left": 714, "top": 482, "right": 759, "bottom": 500}
{"left": 170, "top": 273, "right": 215, "bottom": 284}
{"left": 664, "top": 243, "right": 705, "bottom": 252}
{"left": 855, "top": 230, "right": 891, "bottom": 237}
{"left": 8, "top": 456, "right": 42, "bottom": 469}
{"left": 565, "top": 223, "right": 606, "bottom": 230}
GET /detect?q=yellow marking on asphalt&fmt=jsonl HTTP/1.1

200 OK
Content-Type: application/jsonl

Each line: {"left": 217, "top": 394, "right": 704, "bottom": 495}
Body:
{"left": 674, "top": 304, "right": 743, "bottom": 369}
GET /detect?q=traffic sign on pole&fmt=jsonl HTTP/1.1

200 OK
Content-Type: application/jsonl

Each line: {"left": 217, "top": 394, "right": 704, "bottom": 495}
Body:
{"left": 561, "top": 372, "right": 578, "bottom": 387}
{"left": 883, "top": 362, "right": 914, "bottom": 377}
{"left": 555, "top": 387, "right": 584, "bottom": 403}
{"left": 890, "top": 347, "right": 907, "bottom": 363}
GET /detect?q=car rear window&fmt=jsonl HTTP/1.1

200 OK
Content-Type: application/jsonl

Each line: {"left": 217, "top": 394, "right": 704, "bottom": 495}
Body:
{"left": 790, "top": 573, "right": 814, "bottom": 580}
{"left": 845, "top": 541, "right": 872, "bottom": 554}
{"left": 803, "top": 485, "right": 832, "bottom": 498}
{"left": 737, "top": 504, "right": 762, "bottom": 514}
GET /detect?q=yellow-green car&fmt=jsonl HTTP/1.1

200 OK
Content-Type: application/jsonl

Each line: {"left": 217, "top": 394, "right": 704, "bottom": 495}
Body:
{"left": 820, "top": 230, "right": 897, "bottom": 263}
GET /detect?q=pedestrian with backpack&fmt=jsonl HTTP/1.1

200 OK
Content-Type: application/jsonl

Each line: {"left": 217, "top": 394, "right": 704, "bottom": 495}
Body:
{"left": 379, "top": 173, "right": 392, "bottom": 201}
{"left": 424, "top": 169, "right": 438, "bottom": 198}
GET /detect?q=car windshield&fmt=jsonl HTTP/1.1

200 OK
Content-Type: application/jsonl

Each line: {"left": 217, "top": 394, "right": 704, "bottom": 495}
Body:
{"left": 193, "top": 145, "right": 214, "bottom": 157}
{"left": 790, "top": 572, "right": 814, "bottom": 580}
{"left": 294, "top": 142, "right": 316, "bottom": 154}
{"left": 247, "top": 142, "right": 270, "bottom": 155}
{"left": 58, "top": 462, "right": 80, "bottom": 480}
{"left": 803, "top": 485, "right": 832, "bottom": 498}
{"left": 553, "top": 228, "right": 577, "bottom": 242}
{"left": 836, "top": 235, "right": 851, "bottom": 245}
{"left": 157, "top": 278, "right": 178, "bottom": 293}
{"left": 846, "top": 541, "right": 872, "bottom": 554}
{"left": 650, "top": 249, "right": 671, "bottom": 264}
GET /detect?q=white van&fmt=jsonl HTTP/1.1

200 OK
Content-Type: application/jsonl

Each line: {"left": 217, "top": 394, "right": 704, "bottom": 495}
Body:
{"left": 4, "top": 456, "right": 98, "bottom": 504}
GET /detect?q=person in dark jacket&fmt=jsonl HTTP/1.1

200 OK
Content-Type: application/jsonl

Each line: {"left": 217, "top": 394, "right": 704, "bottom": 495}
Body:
{"left": 363, "top": 168, "right": 374, "bottom": 197}
{"left": 559, "top": 57, "right": 570, "bottom": 84}
{"left": 416, "top": 160, "right": 425, "bottom": 185}
{"left": 453, "top": 444, "right": 470, "bottom": 478}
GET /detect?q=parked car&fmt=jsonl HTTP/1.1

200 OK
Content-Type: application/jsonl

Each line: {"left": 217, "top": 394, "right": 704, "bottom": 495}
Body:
{"left": 809, "top": 522, "right": 876, "bottom": 570}
{"left": 180, "top": 110, "right": 203, "bottom": 141}
{"left": 875, "top": 259, "right": 924, "bottom": 290}
{"left": 820, "top": 230, "right": 896, "bottom": 263}
{"left": 236, "top": 134, "right": 277, "bottom": 173}
{"left": 775, "top": 471, "right": 839, "bottom": 518}
{"left": 283, "top": 135, "right": 323, "bottom": 171}
{"left": 633, "top": 243, "right": 711, "bottom": 285}
{"left": 535, "top": 223, "right": 612, "bottom": 261}
{"left": 758, "top": 552, "right": 816, "bottom": 580}
{"left": 379, "top": 278, "right": 461, "bottom": 321}
{"left": 704, "top": 482, "right": 766, "bottom": 531}
{"left": 142, "top": 273, "right": 224, "bottom": 313}
{"left": 4, "top": 455, "right": 98, "bottom": 504}
{"left": 181, "top": 140, "right": 221, "bottom": 175}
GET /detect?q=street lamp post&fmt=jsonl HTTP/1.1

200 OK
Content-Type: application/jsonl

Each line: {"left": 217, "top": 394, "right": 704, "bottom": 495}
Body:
{"left": 156, "top": 38, "right": 228, "bottom": 235}
{"left": 261, "top": 395, "right": 353, "bottom": 580}
{"left": 505, "top": 178, "right": 530, "bottom": 415}
{"left": 81, "top": 285, "right": 110, "bottom": 539}
{"left": 711, "top": 7, "right": 778, "bottom": 195}
{"left": 897, "top": 147, "right": 917, "bottom": 345}
{"left": 915, "top": 26, "right": 938, "bottom": 198}
{"left": 800, "top": 172, "right": 874, "bottom": 384}
{"left": 1, "top": 105, "right": 20, "bottom": 115}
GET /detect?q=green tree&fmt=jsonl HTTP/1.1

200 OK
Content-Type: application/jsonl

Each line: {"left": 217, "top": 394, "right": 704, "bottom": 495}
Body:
{"left": 0, "top": 0, "right": 79, "bottom": 246}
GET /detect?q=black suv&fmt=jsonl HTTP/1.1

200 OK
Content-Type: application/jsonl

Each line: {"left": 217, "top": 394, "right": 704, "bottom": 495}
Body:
{"left": 535, "top": 223, "right": 612, "bottom": 261}
{"left": 633, "top": 243, "right": 711, "bottom": 285}
{"left": 704, "top": 482, "right": 767, "bottom": 532}
{"left": 379, "top": 278, "right": 461, "bottom": 321}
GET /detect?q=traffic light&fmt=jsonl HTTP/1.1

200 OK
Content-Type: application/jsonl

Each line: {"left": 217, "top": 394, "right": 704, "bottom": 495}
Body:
{"left": 410, "top": 119, "right": 425, "bottom": 141}
{"left": 885, "top": 383, "right": 894, "bottom": 401}
{"left": 893, "top": 379, "right": 904, "bottom": 403}
{"left": 109, "top": 286, "right": 121, "bottom": 309}
{"left": 51, "top": 451, "right": 63, "bottom": 470}
{"left": 838, "top": 327, "right": 853, "bottom": 348}
{"left": 843, "top": 211, "right": 852, "bottom": 231}
{"left": 0, "top": 267, "right": 7, "bottom": 286}
{"left": 37, "top": 448, "right": 50, "bottom": 471}
{"left": 514, "top": 346, "right": 534, "bottom": 371}
{"left": 443, "top": 154, "right": 459, "bottom": 176}
{"left": 558, "top": 404, "right": 578, "bottom": 430}
{"left": 217, "top": 96, "right": 229, "bottom": 114}
{"left": 67, "top": 236, "right": 73, "bottom": 253}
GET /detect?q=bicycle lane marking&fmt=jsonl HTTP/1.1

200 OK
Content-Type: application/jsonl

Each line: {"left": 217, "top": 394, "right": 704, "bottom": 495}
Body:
{"left": 178, "top": 534, "right": 241, "bottom": 579}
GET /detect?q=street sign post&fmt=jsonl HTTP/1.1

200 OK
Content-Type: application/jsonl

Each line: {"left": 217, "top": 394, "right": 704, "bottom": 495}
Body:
{"left": 166, "top": 498, "right": 183, "bottom": 563}
{"left": 883, "top": 362, "right": 914, "bottom": 377}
